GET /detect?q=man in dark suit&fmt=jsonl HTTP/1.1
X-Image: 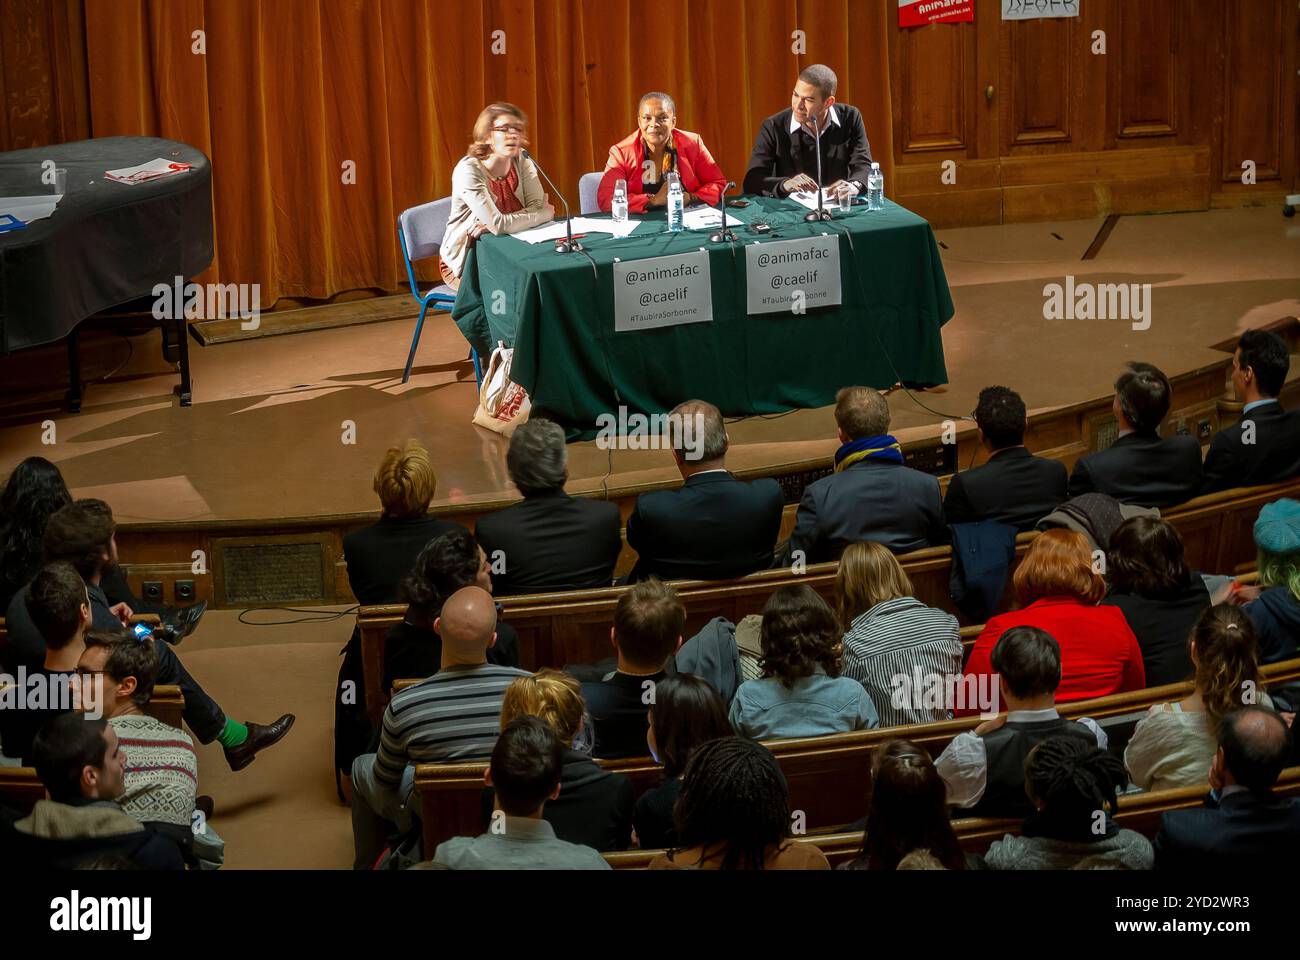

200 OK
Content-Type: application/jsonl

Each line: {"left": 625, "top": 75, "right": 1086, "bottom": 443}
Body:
{"left": 476, "top": 419, "right": 621, "bottom": 595}
{"left": 626, "top": 400, "right": 782, "bottom": 582}
{"left": 742, "top": 63, "right": 873, "bottom": 202}
{"left": 1068, "top": 362, "right": 1203, "bottom": 509}
{"left": 1202, "top": 329, "right": 1300, "bottom": 494}
{"left": 1154, "top": 706, "right": 1300, "bottom": 870}
{"left": 785, "top": 386, "right": 945, "bottom": 565}
{"left": 944, "top": 386, "right": 1068, "bottom": 531}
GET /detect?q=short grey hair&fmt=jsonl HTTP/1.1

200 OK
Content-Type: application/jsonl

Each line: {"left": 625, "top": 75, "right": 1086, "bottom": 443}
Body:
{"left": 667, "top": 400, "right": 727, "bottom": 462}
{"left": 638, "top": 92, "right": 677, "bottom": 116}
{"left": 798, "top": 64, "right": 837, "bottom": 99}
{"left": 506, "top": 419, "right": 568, "bottom": 496}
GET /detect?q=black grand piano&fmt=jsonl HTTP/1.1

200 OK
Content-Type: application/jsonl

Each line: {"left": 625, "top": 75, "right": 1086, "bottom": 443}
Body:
{"left": 0, "top": 136, "right": 213, "bottom": 410}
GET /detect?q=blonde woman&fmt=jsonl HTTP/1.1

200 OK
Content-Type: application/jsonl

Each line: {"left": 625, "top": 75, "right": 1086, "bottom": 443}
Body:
{"left": 1125, "top": 604, "right": 1271, "bottom": 791}
{"left": 837, "top": 541, "right": 961, "bottom": 726}
{"left": 440, "top": 102, "right": 555, "bottom": 289}
{"left": 498, "top": 669, "right": 633, "bottom": 851}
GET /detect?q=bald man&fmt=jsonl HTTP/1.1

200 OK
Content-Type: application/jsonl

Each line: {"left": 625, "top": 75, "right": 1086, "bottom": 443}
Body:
{"left": 350, "top": 586, "right": 531, "bottom": 868}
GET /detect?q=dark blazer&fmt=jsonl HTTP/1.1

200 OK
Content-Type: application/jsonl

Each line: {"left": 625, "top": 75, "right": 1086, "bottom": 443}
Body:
{"left": 743, "top": 104, "right": 874, "bottom": 197}
{"left": 1068, "top": 432, "right": 1203, "bottom": 509}
{"left": 474, "top": 490, "right": 621, "bottom": 596}
{"left": 633, "top": 778, "right": 682, "bottom": 851}
{"left": 785, "top": 459, "right": 945, "bottom": 565}
{"left": 1154, "top": 788, "right": 1300, "bottom": 870}
{"left": 1103, "top": 578, "right": 1210, "bottom": 686}
{"left": 581, "top": 668, "right": 669, "bottom": 760}
{"left": 943, "top": 447, "right": 1068, "bottom": 532}
{"left": 626, "top": 472, "right": 783, "bottom": 582}
{"left": 1201, "top": 400, "right": 1300, "bottom": 494}
{"left": 342, "top": 515, "right": 465, "bottom": 607}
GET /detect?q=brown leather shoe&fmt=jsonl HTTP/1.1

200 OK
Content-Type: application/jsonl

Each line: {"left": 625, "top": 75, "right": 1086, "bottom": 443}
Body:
{"left": 224, "top": 714, "right": 295, "bottom": 772}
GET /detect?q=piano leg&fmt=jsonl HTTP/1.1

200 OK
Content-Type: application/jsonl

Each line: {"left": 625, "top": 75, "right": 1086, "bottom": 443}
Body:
{"left": 66, "top": 329, "right": 82, "bottom": 414}
{"left": 174, "top": 312, "right": 193, "bottom": 407}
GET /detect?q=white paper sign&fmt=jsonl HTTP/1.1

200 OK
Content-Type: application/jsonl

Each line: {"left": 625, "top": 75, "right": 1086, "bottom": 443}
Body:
{"left": 1002, "top": 0, "right": 1079, "bottom": 20}
{"left": 614, "top": 251, "right": 713, "bottom": 332}
{"left": 745, "top": 236, "right": 842, "bottom": 315}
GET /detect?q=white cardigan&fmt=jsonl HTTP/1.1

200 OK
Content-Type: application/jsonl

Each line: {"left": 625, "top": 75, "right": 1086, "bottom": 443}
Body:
{"left": 441, "top": 154, "right": 551, "bottom": 279}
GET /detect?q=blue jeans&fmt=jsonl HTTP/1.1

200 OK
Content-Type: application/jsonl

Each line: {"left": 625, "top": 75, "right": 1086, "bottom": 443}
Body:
{"left": 350, "top": 753, "right": 417, "bottom": 870}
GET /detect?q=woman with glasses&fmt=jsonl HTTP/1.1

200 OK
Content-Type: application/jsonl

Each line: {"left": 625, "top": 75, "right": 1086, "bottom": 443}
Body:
{"left": 441, "top": 102, "right": 555, "bottom": 290}
{"left": 596, "top": 92, "right": 727, "bottom": 214}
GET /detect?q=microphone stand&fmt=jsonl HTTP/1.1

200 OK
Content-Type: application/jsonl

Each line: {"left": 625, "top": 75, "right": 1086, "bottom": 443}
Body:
{"left": 521, "top": 148, "right": 582, "bottom": 254}
{"left": 709, "top": 180, "right": 737, "bottom": 243}
{"left": 804, "top": 114, "right": 832, "bottom": 223}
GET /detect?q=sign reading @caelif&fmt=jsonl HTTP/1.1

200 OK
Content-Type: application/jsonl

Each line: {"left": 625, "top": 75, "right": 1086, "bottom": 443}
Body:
{"left": 613, "top": 251, "right": 714, "bottom": 332}
{"left": 745, "top": 236, "right": 843, "bottom": 316}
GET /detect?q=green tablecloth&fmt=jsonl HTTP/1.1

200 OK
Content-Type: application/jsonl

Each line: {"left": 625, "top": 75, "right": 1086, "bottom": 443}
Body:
{"left": 452, "top": 196, "right": 953, "bottom": 438}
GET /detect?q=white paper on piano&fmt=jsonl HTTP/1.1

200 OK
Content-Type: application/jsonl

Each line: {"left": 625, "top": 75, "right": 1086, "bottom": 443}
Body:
{"left": 0, "top": 195, "right": 61, "bottom": 223}
{"left": 787, "top": 189, "right": 840, "bottom": 211}
{"left": 680, "top": 206, "right": 742, "bottom": 231}
{"left": 512, "top": 216, "right": 642, "bottom": 244}
{"left": 104, "top": 158, "right": 194, "bottom": 184}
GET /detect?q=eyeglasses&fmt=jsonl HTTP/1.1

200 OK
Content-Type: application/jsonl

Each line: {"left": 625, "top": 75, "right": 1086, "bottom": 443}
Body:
{"left": 492, "top": 124, "right": 525, "bottom": 135}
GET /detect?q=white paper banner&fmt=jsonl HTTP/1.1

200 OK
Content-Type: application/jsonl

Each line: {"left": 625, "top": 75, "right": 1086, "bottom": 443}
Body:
{"left": 614, "top": 251, "right": 713, "bottom": 332}
{"left": 745, "top": 235, "right": 842, "bottom": 315}
{"left": 1002, "top": 0, "right": 1079, "bottom": 20}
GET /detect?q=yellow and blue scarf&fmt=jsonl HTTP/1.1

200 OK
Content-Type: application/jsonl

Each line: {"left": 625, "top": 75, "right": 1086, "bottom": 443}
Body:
{"left": 834, "top": 435, "right": 904, "bottom": 473}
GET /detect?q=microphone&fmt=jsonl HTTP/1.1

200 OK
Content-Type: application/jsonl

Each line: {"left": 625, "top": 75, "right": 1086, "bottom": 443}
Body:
{"left": 521, "top": 148, "right": 582, "bottom": 254}
{"left": 710, "top": 181, "right": 737, "bottom": 244}
{"left": 804, "top": 113, "right": 832, "bottom": 223}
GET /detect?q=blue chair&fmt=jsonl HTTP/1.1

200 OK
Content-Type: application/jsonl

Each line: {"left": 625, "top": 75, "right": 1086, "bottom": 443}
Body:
{"left": 398, "top": 198, "right": 482, "bottom": 386}
{"left": 578, "top": 172, "right": 603, "bottom": 215}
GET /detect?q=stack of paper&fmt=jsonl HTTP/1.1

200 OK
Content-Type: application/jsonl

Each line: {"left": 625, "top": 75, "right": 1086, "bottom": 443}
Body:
{"left": 0, "top": 195, "right": 62, "bottom": 225}
{"left": 680, "top": 207, "right": 743, "bottom": 230}
{"left": 512, "top": 216, "right": 642, "bottom": 244}
{"left": 105, "top": 158, "right": 193, "bottom": 185}
{"left": 786, "top": 188, "right": 845, "bottom": 211}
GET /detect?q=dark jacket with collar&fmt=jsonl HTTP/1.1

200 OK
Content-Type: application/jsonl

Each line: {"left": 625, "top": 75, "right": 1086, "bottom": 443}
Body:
{"left": 943, "top": 447, "right": 1068, "bottom": 532}
{"left": 786, "top": 458, "right": 945, "bottom": 565}
{"left": 1102, "top": 577, "right": 1210, "bottom": 686}
{"left": 1154, "top": 788, "right": 1300, "bottom": 870}
{"left": 342, "top": 515, "right": 466, "bottom": 606}
{"left": 4, "top": 797, "right": 185, "bottom": 870}
{"left": 1244, "top": 586, "right": 1300, "bottom": 664}
{"left": 1068, "top": 431, "right": 1203, "bottom": 509}
{"left": 1201, "top": 400, "right": 1300, "bottom": 494}
{"left": 626, "top": 471, "right": 783, "bottom": 582}
{"left": 742, "top": 104, "right": 874, "bottom": 197}
{"left": 474, "top": 490, "right": 621, "bottom": 596}
{"left": 581, "top": 667, "right": 671, "bottom": 760}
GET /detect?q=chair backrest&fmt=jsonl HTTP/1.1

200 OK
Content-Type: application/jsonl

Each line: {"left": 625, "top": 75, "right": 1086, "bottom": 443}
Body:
{"left": 578, "top": 172, "right": 603, "bottom": 215}
{"left": 399, "top": 198, "right": 454, "bottom": 264}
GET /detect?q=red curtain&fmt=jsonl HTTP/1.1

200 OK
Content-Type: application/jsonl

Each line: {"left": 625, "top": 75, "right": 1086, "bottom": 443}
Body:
{"left": 81, "top": 0, "right": 893, "bottom": 304}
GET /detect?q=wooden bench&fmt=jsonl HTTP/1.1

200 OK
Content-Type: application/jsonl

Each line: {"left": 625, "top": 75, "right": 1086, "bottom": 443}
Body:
{"left": 407, "top": 656, "right": 1300, "bottom": 856}
{"left": 602, "top": 765, "right": 1300, "bottom": 868}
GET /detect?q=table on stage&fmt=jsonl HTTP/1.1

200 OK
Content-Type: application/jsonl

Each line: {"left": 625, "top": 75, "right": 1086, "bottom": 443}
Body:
{"left": 452, "top": 196, "right": 954, "bottom": 437}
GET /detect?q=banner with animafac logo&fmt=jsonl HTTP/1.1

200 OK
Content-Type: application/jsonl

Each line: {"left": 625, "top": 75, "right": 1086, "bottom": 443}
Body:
{"left": 899, "top": 0, "right": 975, "bottom": 28}
{"left": 745, "top": 236, "right": 842, "bottom": 316}
{"left": 613, "top": 252, "right": 713, "bottom": 332}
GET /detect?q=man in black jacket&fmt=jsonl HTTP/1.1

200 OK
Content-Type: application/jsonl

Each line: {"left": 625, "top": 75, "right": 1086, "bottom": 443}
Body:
{"left": 1155, "top": 706, "right": 1300, "bottom": 869}
{"left": 1202, "top": 329, "right": 1300, "bottom": 494}
{"left": 944, "top": 386, "right": 1068, "bottom": 531}
{"left": 742, "top": 63, "right": 873, "bottom": 201}
{"left": 1068, "top": 362, "right": 1203, "bottom": 508}
{"left": 626, "top": 400, "right": 782, "bottom": 582}
{"left": 476, "top": 419, "right": 621, "bottom": 595}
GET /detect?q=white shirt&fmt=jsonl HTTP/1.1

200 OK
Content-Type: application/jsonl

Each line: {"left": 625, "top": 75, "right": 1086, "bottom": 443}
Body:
{"left": 789, "top": 104, "right": 841, "bottom": 135}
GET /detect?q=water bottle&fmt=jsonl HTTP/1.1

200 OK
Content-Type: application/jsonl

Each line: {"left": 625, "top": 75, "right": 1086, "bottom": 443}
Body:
{"left": 666, "top": 172, "right": 684, "bottom": 232}
{"left": 867, "top": 162, "right": 885, "bottom": 212}
{"left": 612, "top": 178, "right": 628, "bottom": 223}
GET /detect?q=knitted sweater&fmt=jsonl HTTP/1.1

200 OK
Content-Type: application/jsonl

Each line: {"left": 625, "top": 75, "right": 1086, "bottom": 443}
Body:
{"left": 109, "top": 713, "right": 198, "bottom": 827}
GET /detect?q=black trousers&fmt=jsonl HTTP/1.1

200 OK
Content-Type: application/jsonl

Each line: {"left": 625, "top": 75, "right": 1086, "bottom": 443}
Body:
{"left": 150, "top": 636, "right": 227, "bottom": 744}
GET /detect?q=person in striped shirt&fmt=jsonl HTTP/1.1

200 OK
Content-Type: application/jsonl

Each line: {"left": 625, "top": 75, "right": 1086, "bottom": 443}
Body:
{"left": 350, "top": 585, "right": 531, "bottom": 869}
{"left": 837, "top": 541, "right": 963, "bottom": 727}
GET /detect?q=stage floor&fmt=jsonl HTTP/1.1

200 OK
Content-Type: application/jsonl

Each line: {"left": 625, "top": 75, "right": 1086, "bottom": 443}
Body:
{"left": 2, "top": 206, "right": 1298, "bottom": 525}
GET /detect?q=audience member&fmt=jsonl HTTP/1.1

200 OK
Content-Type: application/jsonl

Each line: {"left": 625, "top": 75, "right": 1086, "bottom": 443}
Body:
{"left": 626, "top": 400, "right": 783, "bottom": 581}
{"left": 1102, "top": 517, "right": 1210, "bottom": 685}
{"left": 729, "top": 585, "right": 879, "bottom": 739}
{"left": 985, "top": 736, "right": 1153, "bottom": 870}
{"left": 649, "top": 737, "right": 830, "bottom": 869}
{"left": 785, "top": 386, "right": 944, "bottom": 564}
{"left": 475, "top": 419, "right": 621, "bottom": 595}
{"left": 937, "top": 627, "right": 1104, "bottom": 818}
{"left": 431, "top": 716, "right": 610, "bottom": 870}
{"left": 841, "top": 740, "right": 970, "bottom": 870}
{"left": 496, "top": 669, "right": 633, "bottom": 851}
{"left": 962, "top": 529, "right": 1145, "bottom": 711}
{"left": 581, "top": 579, "right": 685, "bottom": 759}
{"left": 1201, "top": 329, "right": 1300, "bottom": 493}
{"left": 3, "top": 500, "right": 293, "bottom": 771}
{"left": 5, "top": 713, "right": 184, "bottom": 869}
{"left": 351, "top": 586, "right": 531, "bottom": 869}
{"left": 1068, "top": 362, "right": 1203, "bottom": 508}
{"left": 1154, "top": 706, "right": 1300, "bottom": 869}
{"left": 943, "top": 386, "right": 1068, "bottom": 531}
{"left": 635, "top": 674, "right": 731, "bottom": 850}
{"left": 836, "top": 541, "right": 961, "bottom": 726}
{"left": 1125, "top": 605, "right": 1269, "bottom": 791}
{"left": 1241, "top": 498, "right": 1300, "bottom": 663}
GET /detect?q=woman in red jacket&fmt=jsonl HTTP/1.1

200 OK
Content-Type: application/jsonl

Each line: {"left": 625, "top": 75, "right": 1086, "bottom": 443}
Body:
{"left": 596, "top": 92, "right": 727, "bottom": 214}
{"left": 960, "top": 529, "right": 1146, "bottom": 716}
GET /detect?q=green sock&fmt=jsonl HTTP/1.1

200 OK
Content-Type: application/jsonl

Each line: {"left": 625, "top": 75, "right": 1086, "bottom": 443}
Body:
{"left": 217, "top": 718, "right": 249, "bottom": 749}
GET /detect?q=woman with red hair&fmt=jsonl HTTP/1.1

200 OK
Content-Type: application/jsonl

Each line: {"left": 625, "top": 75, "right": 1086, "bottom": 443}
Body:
{"left": 960, "top": 529, "right": 1145, "bottom": 715}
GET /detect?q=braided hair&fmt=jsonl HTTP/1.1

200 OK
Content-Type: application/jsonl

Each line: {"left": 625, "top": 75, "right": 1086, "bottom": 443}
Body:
{"left": 672, "top": 737, "right": 790, "bottom": 870}
{"left": 1024, "top": 736, "right": 1129, "bottom": 842}
{"left": 1191, "top": 604, "right": 1263, "bottom": 731}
